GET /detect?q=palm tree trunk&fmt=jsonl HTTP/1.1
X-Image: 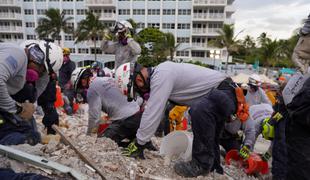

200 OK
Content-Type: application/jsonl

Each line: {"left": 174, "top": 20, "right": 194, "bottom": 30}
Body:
{"left": 225, "top": 52, "right": 230, "bottom": 73}
{"left": 94, "top": 39, "right": 97, "bottom": 62}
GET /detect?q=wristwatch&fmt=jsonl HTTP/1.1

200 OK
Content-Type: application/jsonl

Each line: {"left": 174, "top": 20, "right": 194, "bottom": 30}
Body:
{"left": 16, "top": 103, "right": 23, "bottom": 114}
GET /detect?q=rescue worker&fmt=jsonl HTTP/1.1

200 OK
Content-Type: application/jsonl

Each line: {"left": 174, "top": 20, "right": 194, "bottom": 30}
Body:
{"left": 285, "top": 13, "right": 310, "bottom": 180}
{"left": 71, "top": 67, "right": 155, "bottom": 149}
{"left": 59, "top": 48, "right": 76, "bottom": 115}
{"left": 0, "top": 40, "right": 63, "bottom": 145}
{"left": 101, "top": 20, "right": 141, "bottom": 69}
{"left": 238, "top": 104, "right": 274, "bottom": 160}
{"left": 91, "top": 61, "right": 105, "bottom": 77}
{"left": 246, "top": 74, "right": 272, "bottom": 106}
{"left": 119, "top": 61, "right": 248, "bottom": 177}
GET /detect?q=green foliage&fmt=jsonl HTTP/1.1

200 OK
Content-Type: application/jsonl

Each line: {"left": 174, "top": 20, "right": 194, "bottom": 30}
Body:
{"left": 36, "top": 8, "right": 73, "bottom": 43}
{"left": 136, "top": 28, "right": 168, "bottom": 66}
{"left": 75, "top": 12, "right": 105, "bottom": 61}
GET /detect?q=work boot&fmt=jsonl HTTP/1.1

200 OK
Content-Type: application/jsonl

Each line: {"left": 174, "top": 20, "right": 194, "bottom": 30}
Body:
{"left": 144, "top": 141, "right": 157, "bottom": 151}
{"left": 174, "top": 159, "right": 209, "bottom": 177}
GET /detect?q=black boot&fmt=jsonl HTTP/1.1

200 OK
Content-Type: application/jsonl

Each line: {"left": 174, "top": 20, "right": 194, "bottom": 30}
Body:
{"left": 174, "top": 159, "right": 209, "bottom": 177}
{"left": 144, "top": 141, "right": 157, "bottom": 151}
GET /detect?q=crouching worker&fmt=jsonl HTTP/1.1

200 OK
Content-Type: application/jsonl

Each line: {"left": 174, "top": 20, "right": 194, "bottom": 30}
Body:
{"left": 71, "top": 67, "right": 156, "bottom": 149}
{"left": 118, "top": 61, "right": 249, "bottom": 177}
{"left": 0, "top": 40, "right": 63, "bottom": 145}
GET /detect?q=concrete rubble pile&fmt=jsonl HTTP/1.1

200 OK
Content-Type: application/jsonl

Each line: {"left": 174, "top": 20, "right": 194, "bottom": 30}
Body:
{"left": 0, "top": 105, "right": 270, "bottom": 179}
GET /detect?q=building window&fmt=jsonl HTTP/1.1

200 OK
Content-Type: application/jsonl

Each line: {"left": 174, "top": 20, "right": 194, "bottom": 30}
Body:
{"left": 77, "top": 9, "right": 86, "bottom": 15}
{"left": 176, "top": 51, "right": 189, "bottom": 57}
{"left": 37, "top": 9, "right": 46, "bottom": 15}
{"left": 162, "top": 23, "right": 175, "bottom": 29}
{"left": 66, "top": 22, "right": 74, "bottom": 29}
{"left": 78, "top": 48, "right": 89, "bottom": 54}
{"left": 104, "top": 22, "right": 114, "bottom": 28}
{"left": 36, "top": 0, "right": 46, "bottom": 2}
{"left": 49, "top": 0, "right": 59, "bottom": 1}
{"left": 65, "top": 35, "right": 74, "bottom": 41}
{"left": 63, "top": 0, "right": 73, "bottom": 1}
{"left": 178, "top": 9, "right": 191, "bottom": 15}
{"left": 24, "top": 9, "right": 34, "bottom": 15}
{"left": 63, "top": 9, "right": 74, "bottom": 15}
{"left": 23, "top": 0, "right": 33, "bottom": 2}
{"left": 25, "top": 22, "right": 35, "bottom": 28}
{"left": 91, "top": 48, "right": 102, "bottom": 54}
{"left": 148, "top": 0, "right": 159, "bottom": 1}
{"left": 27, "top": 35, "right": 36, "bottom": 40}
{"left": 137, "top": 22, "right": 145, "bottom": 29}
{"left": 147, "top": 9, "right": 160, "bottom": 15}
{"left": 76, "top": 0, "right": 83, "bottom": 1}
{"left": 133, "top": 9, "right": 145, "bottom": 15}
{"left": 147, "top": 23, "right": 160, "bottom": 28}
{"left": 177, "top": 23, "right": 190, "bottom": 29}
{"left": 163, "top": 9, "right": 175, "bottom": 15}
{"left": 177, "top": 37, "right": 190, "bottom": 43}
{"left": 118, "top": 9, "right": 130, "bottom": 15}
{"left": 69, "top": 48, "right": 76, "bottom": 53}
{"left": 119, "top": 0, "right": 129, "bottom": 1}
{"left": 192, "top": 51, "right": 205, "bottom": 57}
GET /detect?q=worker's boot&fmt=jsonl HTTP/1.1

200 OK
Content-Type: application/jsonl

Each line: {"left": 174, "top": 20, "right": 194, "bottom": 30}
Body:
{"left": 144, "top": 141, "right": 157, "bottom": 151}
{"left": 174, "top": 159, "right": 209, "bottom": 177}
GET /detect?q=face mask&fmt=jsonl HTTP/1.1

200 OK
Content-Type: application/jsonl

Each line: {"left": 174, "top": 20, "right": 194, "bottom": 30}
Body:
{"left": 26, "top": 68, "right": 39, "bottom": 83}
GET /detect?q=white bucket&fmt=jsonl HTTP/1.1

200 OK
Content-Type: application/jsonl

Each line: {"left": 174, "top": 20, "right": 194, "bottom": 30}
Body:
{"left": 159, "top": 131, "right": 193, "bottom": 162}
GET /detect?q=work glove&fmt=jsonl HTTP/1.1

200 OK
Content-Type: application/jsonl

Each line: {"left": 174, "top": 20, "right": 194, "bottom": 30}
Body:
{"left": 16, "top": 102, "right": 35, "bottom": 121}
{"left": 122, "top": 139, "right": 146, "bottom": 159}
{"left": 262, "top": 118, "right": 275, "bottom": 140}
{"left": 261, "top": 151, "right": 271, "bottom": 161}
{"left": 239, "top": 145, "right": 251, "bottom": 159}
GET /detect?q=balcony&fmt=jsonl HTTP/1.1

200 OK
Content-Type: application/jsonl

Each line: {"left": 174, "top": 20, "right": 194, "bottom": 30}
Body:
{"left": 192, "top": 28, "right": 220, "bottom": 36}
{"left": 0, "top": 13, "right": 22, "bottom": 20}
{"left": 193, "top": 13, "right": 225, "bottom": 21}
{"left": 225, "top": 4, "right": 235, "bottom": 12}
{"left": 0, "top": 26, "right": 23, "bottom": 33}
{"left": 85, "top": 0, "right": 115, "bottom": 7}
{"left": 0, "top": 0, "right": 20, "bottom": 7}
{"left": 193, "top": 0, "right": 226, "bottom": 6}
{"left": 192, "top": 42, "right": 207, "bottom": 48}
{"left": 99, "top": 13, "right": 116, "bottom": 20}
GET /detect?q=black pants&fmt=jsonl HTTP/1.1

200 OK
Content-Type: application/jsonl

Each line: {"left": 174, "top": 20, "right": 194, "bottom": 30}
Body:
{"left": 101, "top": 112, "right": 142, "bottom": 146}
{"left": 272, "top": 116, "right": 287, "bottom": 180}
{"left": 220, "top": 130, "right": 242, "bottom": 153}
{"left": 41, "top": 104, "right": 59, "bottom": 135}
{"left": 0, "top": 168, "right": 51, "bottom": 180}
{"left": 190, "top": 80, "right": 236, "bottom": 174}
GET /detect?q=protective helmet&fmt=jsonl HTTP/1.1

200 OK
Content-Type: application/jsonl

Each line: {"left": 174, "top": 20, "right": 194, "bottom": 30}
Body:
{"left": 63, "top": 47, "right": 70, "bottom": 55}
{"left": 248, "top": 74, "right": 261, "bottom": 86}
{"left": 21, "top": 40, "right": 63, "bottom": 73}
{"left": 241, "top": 83, "right": 248, "bottom": 89}
{"left": 71, "top": 67, "right": 93, "bottom": 92}
{"left": 91, "top": 61, "right": 103, "bottom": 69}
{"left": 113, "top": 20, "right": 133, "bottom": 33}
{"left": 115, "top": 62, "right": 133, "bottom": 97}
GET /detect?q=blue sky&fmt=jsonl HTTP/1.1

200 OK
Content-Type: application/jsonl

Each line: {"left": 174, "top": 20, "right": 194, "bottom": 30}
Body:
{"left": 233, "top": 0, "right": 310, "bottom": 40}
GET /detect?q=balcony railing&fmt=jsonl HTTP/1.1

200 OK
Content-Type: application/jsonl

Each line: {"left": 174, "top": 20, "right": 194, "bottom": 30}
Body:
{"left": 101, "top": 13, "right": 115, "bottom": 19}
{"left": 0, "top": 13, "right": 22, "bottom": 19}
{"left": 193, "top": 13, "right": 225, "bottom": 20}
{"left": 0, "top": 26, "right": 23, "bottom": 32}
{"left": 193, "top": 0, "right": 226, "bottom": 5}
{"left": 192, "top": 28, "right": 220, "bottom": 35}
{"left": 192, "top": 42, "right": 207, "bottom": 48}
{"left": 0, "top": 0, "right": 18, "bottom": 5}
{"left": 85, "top": 0, "right": 114, "bottom": 6}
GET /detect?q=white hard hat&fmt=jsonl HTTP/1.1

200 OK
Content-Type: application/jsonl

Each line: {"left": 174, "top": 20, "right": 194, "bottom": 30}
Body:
{"left": 113, "top": 20, "right": 133, "bottom": 33}
{"left": 21, "top": 40, "right": 63, "bottom": 73}
{"left": 248, "top": 74, "right": 261, "bottom": 86}
{"left": 115, "top": 62, "right": 134, "bottom": 97}
{"left": 71, "top": 67, "right": 92, "bottom": 92}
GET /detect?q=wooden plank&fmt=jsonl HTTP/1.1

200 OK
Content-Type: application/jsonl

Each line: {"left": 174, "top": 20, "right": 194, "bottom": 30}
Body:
{"left": 52, "top": 125, "right": 106, "bottom": 180}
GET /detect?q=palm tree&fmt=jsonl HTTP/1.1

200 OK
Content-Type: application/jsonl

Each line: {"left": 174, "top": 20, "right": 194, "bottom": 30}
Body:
{"left": 75, "top": 12, "right": 105, "bottom": 62}
{"left": 259, "top": 38, "right": 280, "bottom": 71}
{"left": 36, "top": 8, "right": 73, "bottom": 44}
{"left": 243, "top": 35, "right": 256, "bottom": 49}
{"left": 163, "top": 32, "right": 180, "bottom": 61}
{"left": 210, "top": 24, "right": 241, "bottom": 72}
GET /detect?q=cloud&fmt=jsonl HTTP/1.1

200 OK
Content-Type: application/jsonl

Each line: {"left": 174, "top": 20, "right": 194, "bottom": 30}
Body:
{"left": 233, "top": 0, "right": 310, "bottom": 40}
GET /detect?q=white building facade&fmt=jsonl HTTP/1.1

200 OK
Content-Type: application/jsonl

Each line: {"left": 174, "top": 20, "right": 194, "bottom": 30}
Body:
{"left": 0, "top": 0, "right": 235, "bottom": 67}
